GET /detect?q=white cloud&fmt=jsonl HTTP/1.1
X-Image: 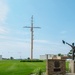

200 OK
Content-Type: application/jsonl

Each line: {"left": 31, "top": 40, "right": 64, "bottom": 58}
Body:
{"left": 0, "top": 36, "right": 70, "bottom": 58}
{"left": 60, "top": 30, "right": 67, "bottom": 34}
{"left": 15, "top": 30, "right": 30, "bottom": 35}
{"left": 0, "top": 0, "right": 9, "bottom": 34}
{"left": 0, "top": 0, "right": 9, "bottom": 22}
{"left": 0, "top": 27, "right": 8, "bottom": 34}
{"left": 34, "top": 39, "right": 49, "bottom": 43}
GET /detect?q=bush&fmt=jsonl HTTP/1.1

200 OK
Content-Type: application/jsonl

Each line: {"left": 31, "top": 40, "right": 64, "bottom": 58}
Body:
{"left": 20, "top": 59, "right": 43, "bottom": 62}
{"left": 27, "top": 57, "right": 30, "bottom": 60}
{"left": 10, "top": 57, "right": 14, "bottom": 60}
{"left": 35, "top": 68, "right": 42, "bottom": 75}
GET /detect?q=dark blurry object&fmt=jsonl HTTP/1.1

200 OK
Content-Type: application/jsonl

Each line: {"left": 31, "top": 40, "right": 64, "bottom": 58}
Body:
{"left": 62, "top": 40, "right": 75, "bottom": 60}
{"left": 72, "top": 43, "right": 74, "bottom": 46}
{"left": 62, "top": 40, "right": 65, "bottom": 44}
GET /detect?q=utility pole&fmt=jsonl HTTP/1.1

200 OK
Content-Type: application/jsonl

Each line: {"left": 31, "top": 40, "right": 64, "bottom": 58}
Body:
{"left": 23, "top": 15, "right": 40, "bottom": 59}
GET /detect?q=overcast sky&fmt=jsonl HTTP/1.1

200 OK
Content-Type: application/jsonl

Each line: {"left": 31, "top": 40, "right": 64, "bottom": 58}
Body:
{"left": 0, "top": 0, "right": 75, "bottom": 59}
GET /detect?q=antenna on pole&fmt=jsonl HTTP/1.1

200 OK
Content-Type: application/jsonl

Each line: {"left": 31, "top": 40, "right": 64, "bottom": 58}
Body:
{"left": 23, "top": 15, "right": 41, "bottom": 59}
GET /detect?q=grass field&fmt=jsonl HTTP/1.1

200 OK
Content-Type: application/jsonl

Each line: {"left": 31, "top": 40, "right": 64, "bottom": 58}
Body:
{"left": 0, "top": 60, "right": 46, "bottom": 75}
{"left": 0, "top": 60, "right": 69, "bottom": 75}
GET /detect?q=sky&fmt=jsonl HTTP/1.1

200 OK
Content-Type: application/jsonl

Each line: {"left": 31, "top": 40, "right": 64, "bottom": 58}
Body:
{"left": 0, "top": 0, "right": 75, "bottom": 59}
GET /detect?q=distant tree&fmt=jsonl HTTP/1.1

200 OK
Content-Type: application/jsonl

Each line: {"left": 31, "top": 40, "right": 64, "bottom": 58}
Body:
{"left": 58, "top": 53, "right": 63, "bottom": 56}
{"left": 27, "top": 57, "right": 30, "bottom": 60}
{"left": 10, "top": 57, "right": 14, "bottom": 60}
{"left": 67, "top": 49, "right": 72, "bottom": 57}
{"left": 58, "top": 53, "right": 62, "bottom": 56}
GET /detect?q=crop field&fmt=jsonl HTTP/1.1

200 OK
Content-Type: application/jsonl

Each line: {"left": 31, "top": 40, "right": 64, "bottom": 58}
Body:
{"left": 0, "top": 60, "right": 46, "bottom": 75}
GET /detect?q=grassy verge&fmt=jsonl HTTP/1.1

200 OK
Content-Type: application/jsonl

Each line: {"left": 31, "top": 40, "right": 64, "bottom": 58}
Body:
{"left": 66, "top": 61, "right": 69, "bottom": 72}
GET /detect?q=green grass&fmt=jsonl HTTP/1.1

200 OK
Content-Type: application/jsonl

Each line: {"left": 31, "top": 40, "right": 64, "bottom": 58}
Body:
{"left": 66, "top": 61, "right": 69, "bottom": 72}
{"left": 0, "top": 60, "right": 70, "bottom": 75}
{"left": 0, "top": 60, "right": 46, "bottom": 75}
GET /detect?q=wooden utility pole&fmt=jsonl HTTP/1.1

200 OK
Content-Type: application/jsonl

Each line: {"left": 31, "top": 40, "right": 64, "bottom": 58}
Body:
{"left": 23, "top": 15, "right": 40, "bottom": 59}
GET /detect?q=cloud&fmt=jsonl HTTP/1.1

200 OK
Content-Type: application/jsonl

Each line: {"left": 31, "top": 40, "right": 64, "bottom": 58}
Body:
{"left": 15, "top": 30, "right": 30, "bottom": 35}
{"left": 0, "top": 27, "right": 8, "bottom": 34}
{"left": 0, "top": 0, "right": 9, "bottom": 34}
{"left": 0, "top": 0, "right": 9, "bottom": 22}
{"left": 34, "top": 39, "right": 49, "bottom": 43}
{"left": 60, "top": 30, "right": 67, "bottom": 34}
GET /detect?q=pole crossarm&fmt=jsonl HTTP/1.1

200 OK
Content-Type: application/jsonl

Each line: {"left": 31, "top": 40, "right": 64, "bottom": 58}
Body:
{"left": 23, "top": 26, "right": 31, "bottom": 28}
{"left": 23, "top": 26, "right": 41, "bottom": 29}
